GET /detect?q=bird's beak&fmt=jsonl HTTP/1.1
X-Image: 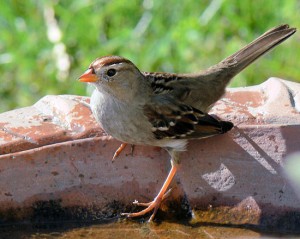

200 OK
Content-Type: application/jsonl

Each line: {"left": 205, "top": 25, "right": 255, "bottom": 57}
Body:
{"left": 78, "top": 68, "right": 97, "bottom": 82}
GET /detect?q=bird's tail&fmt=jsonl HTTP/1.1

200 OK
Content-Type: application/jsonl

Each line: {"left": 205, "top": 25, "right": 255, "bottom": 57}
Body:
{"left": 213, "top": 24, "right": 296, "bottom": 79}
{"left": 220, "top": 120, "right": 234, "bottom": 134}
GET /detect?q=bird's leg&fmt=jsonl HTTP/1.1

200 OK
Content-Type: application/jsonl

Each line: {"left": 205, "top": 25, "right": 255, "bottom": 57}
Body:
{"left": 112, "top": 143, "right": 136, "bottom": 161}
{"left": 130, "top": 144, "right": 135, "bottom": 156}
{"left": 112, "top": 143, "right": 128, "bottom": 161}
{"left": 133, "top": 188, "right": 173, "bottom": 207}
{"left": 121, "top": 151, "right": 179, "bottom": 222}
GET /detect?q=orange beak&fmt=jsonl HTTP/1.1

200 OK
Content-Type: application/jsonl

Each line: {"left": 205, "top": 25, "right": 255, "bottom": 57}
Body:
{"left": 78, "top": 68, "right": 97, "bottom": 82}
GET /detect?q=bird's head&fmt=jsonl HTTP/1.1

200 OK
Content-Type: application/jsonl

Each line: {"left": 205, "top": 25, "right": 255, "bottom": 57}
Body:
{"left": 79, "top": 56, "right": 146, "bottom": 102}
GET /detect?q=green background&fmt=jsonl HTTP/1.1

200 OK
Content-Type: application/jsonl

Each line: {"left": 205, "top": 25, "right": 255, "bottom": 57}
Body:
{"left": 0, "top": 0, "right": 299, "bottom": 112}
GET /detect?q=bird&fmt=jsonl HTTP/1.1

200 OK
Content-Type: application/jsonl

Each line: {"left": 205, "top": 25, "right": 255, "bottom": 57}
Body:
{"left": 78, "top": 24, "right": 296, "bottom": 222}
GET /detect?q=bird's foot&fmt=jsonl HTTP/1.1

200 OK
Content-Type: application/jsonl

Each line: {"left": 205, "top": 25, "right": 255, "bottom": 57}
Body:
{"left": 121, "top": 189, "right": 172, "bottom": 222}
{"left": 121, "top": 199, "right": 161, "bottom": 222}
{"left": 112, "top": 143, "right": 127, "bottom": 161}
{"left": 112, "top": 143, "right": 135, "bottom": 161}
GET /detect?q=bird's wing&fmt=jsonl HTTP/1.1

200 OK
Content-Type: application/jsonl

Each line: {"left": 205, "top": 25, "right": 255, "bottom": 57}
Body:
{"left": 143, "top": 96, "right": 233, "bottom": 140}
{"left": 143, "top": 71, "right": 219, "bottom": 111}
{"left": 143, "top": 71, "right": 192, "bottom": 101}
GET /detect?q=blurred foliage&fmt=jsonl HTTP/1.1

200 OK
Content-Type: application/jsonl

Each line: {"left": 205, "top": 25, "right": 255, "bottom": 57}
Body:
{"left": 0, "top": 0, "right": 299, "bottom": 112}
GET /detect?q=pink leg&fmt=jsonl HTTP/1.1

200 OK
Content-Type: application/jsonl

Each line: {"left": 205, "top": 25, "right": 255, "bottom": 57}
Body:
{"left": 121, "top": 161, "right": 178, "bottom": 222}
{"left": 112, "top": 143, "right": 127, "bottom": 161}
{"left": 112, "top": 143, "right": 135, "bottom": 161}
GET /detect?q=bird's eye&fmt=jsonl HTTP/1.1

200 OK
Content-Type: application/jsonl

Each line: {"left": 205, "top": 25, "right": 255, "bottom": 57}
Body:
{"left": 107, "top": 69, "right": 116, "bottom": 77}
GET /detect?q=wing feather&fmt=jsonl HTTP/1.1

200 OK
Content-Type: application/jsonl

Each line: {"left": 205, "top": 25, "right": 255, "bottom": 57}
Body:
{"left": 143, "top": 96, "right": 233, "bottom": 140}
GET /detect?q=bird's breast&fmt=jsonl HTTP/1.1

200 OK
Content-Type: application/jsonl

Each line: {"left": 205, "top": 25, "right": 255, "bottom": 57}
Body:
{"left": 90, "top": 90, "right": 155, "bottom": 145}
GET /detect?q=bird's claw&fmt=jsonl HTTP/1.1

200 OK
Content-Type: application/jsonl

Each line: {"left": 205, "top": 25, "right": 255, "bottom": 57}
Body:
{"left": 121, "top": 188, "right": 173, "bottom": 221}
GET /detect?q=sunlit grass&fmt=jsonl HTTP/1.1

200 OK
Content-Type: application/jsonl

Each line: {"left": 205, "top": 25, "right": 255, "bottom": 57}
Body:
{"left": 0, "top": 0, "right": 299, "bottom": 112}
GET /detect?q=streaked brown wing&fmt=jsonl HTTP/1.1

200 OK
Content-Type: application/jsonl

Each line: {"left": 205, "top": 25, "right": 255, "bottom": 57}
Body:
{"left": 143, "top": 97, "right": 233, "bottom": 140}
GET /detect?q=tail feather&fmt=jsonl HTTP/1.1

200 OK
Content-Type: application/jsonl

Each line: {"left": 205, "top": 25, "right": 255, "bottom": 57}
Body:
{"left": 220, "top": 121, "right": 234, "bottom": 134}
{"left": 220, "top": 24, "right": 296, "bottom": 76}
{"left": 197, "top": 24, "right": 296, "bottom": 110}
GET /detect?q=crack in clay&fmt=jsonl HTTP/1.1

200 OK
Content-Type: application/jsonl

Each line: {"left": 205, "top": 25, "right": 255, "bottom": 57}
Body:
{"left": 286, "top": 87, "right": 296, "bottom": 109}
{"left": 1, "top": 127, "right": 38, "bottom": 144}
{"left": 73, "top": 98, "right": 91, "bottom": 109}
{"left": 286, "top": 88, "right": 300, "bottom": 113}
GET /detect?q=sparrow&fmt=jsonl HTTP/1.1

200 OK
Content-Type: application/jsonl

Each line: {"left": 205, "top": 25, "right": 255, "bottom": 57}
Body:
{"left": 79, "top": 24, "right": 296, "bottom": 221}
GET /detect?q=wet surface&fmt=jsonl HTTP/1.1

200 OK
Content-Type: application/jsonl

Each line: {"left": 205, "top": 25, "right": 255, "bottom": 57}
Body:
{"left": 1, "top": 220, "right": 300, "bottom": 239}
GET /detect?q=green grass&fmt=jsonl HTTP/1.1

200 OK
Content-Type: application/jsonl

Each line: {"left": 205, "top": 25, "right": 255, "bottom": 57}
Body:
{"left": 0, "top": 0, "right": 299, "bottom": 112}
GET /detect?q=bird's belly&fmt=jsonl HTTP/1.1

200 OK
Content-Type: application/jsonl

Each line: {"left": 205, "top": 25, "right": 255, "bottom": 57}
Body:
{"left": 100, "top": 113, "right": 150, "bottom": 144}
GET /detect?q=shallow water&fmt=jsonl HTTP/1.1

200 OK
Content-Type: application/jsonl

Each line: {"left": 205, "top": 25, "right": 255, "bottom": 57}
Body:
{"left": 1, "top": 220, "right": 300, "bottom": 239}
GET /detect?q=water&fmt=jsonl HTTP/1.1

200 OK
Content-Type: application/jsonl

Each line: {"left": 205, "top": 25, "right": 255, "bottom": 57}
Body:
{"left": 1, "top": 220, "right": 300, "bottom": 239}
